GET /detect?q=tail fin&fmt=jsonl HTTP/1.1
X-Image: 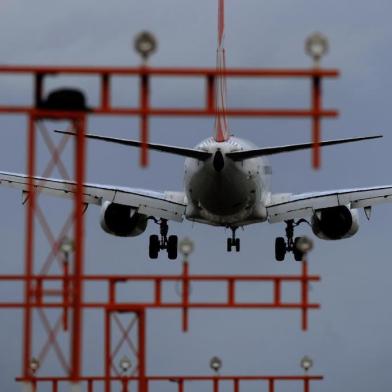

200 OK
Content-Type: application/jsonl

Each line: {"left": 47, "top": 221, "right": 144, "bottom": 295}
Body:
{"left": 214, "top": 0, "right": 230, "bottom": 142}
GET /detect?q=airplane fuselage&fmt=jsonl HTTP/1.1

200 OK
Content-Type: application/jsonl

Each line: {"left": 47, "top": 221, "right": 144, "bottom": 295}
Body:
{"left": 184, "top": 136, "right": 271, "bottom": 227}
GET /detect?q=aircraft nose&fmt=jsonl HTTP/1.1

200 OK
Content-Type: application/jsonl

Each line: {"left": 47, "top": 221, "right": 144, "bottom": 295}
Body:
{"left": 213, "top": 150, "right": 225, "bottom": 172}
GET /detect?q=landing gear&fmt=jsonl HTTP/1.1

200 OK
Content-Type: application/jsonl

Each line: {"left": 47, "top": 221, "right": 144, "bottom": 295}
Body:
{"left": 148, "top": 219, "right": 178, "bottom": 260}
{"left": 227, "top": 227, "right": 240, "bottom": 252}
{"left": 274, "top": 219, "right": 312, "bottom": 262}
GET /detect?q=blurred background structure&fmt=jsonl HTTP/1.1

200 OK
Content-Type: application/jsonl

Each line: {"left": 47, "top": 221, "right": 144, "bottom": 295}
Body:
{"left": 0, "top": 1, "right": 391, "bottom": 391}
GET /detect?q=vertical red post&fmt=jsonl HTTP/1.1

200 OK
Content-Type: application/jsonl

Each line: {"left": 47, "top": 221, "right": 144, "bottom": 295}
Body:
{"left": 140, "top": 72, "right": 150, "bottom": 167}
{"left": 138, "top": 309, "right": 147, "bottom": 392}
{"left": 213, "top": 378, "right": 219, "bottom": 392}
{"left": 70, "top": 116, "right": 86, "bottom": 384}
{"left": 23, "top": 114, "right": 36, "bottom": 378}
{"left": 233, "top": 378, "right": 239, "bottom": 392}
{"left": 101, "top": 74, "right": 111, "bottom": 110}
{"left": 104, "top": 310, "right": 112, "bottom": 392}
{"left": 268, "top": 379, "right": 275, "bottom": 392}
{"left": 207, "top": 75, "right": 216, "bottom": 112}
{"left": 312, "top": 75, "right": 322, "bottom": 169}
{"left": 34, "top": 73, "right": 44, "bottom": 108}
{"left": 301, "top": 261, "right": 309, "bottom": 331}
{"left": 62, "top": 258, "right": 69, "bottom": 331}
{"left": 304, "top": 378, "right": 310, "bottom": 392}
{"left": 182, "top": 262, "right": 190, "bottom": 332}
{"left": 274, "top": 279, "right": 281, "bottom": 305}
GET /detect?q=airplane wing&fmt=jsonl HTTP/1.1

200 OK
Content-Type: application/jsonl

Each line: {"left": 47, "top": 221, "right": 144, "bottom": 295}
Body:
{"left": 267, "top": 185, "right": 392, "bottom": 223}
{"left": 0, "top": 171, "right": 186, "bottom": 222}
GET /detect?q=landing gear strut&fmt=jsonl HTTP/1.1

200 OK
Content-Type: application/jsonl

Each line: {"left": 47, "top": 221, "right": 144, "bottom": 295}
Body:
{"left": 227, "top": 227, "right": 240, "bottom": 252}
{"left": 275, "top": 219, "right": 312, "bottom": 262}
{"left": 149, "top": 219, "right": 178, "bottom": 260}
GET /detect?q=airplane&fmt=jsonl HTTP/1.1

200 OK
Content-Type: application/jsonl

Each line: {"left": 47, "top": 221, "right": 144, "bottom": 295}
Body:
{"left": 0, "top": 129, "right": 391, "bottom": 262}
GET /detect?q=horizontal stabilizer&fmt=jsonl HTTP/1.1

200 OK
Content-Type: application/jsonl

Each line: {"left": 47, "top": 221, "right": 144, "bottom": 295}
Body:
{"left": 55, "top": 130, "right": 213, "bottom": 160}
{"left": 225, "top": 135, "right": 383, "bottom": 161}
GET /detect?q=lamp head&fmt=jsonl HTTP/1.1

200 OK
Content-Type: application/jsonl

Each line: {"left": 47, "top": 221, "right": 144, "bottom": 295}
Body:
{"left": 305, "top": 33, "right": 329, "bottom": 66}
{"left": 179, "top": 237, "right": 194, "bottom": 258}
{"left": 119, "top": 355, "right": 132, "bottom": 374}
{"left": 210, "top": 356, "right": 222, "bottom": 373}
{"left": 134, "top": 31, "right": 157, "bottom": 62}
{"left": 300, "top": 355, "right": 313, "bottom": 372}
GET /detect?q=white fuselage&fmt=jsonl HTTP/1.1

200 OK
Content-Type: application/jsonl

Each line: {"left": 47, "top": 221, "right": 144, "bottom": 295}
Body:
{"left": 184, "top": 136, "right": 271, "bottom": 227}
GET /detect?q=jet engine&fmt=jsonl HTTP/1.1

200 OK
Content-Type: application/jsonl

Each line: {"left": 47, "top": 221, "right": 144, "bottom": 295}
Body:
{"left": 311, "top": 206, "right": 359, "bottom": 240}
{"left": 100, "top": 201, "right": 148, "bottom": 237}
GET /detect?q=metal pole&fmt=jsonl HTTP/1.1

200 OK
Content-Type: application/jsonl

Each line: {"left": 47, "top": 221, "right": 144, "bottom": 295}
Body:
{"left": 140, "top": 73, "right": 150, "bottom": 167}
{"left": 138, "top": 310, "right": 147, "bottom": 392}
{"left": 23, "top": 115, "right": 36, "bottom": 378}
{"left": 301, "top": 261, "right": 309, "bottom": 331}
{"left": 312, "top": 75, "right": 322, "bottom": 169}
{"left": 104, "top": 310, "right": 111, "bottom": 392}
{"left": 70, "top": 116, "right": 86, "bottom": 384}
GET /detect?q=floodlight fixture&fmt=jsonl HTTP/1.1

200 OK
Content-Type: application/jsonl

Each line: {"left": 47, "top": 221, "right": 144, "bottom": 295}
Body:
{"left": 305, "top": 33, "right": 329, "bottom": 66}
{"left": 300, "top": 355, "right": 313, "bottom": 372}
{"left": 119, "top": 355, "right": 132, "bottom": 374}
{"left": 134, "top": 31, "right": 157, "bottom": 63}
{"left": 210, "top": 356, "right": 222, "bottom": 374}
{"left": 29, "top": 357, "right": 40, "bottom": 374}
{"left": 296, "top": 236, "right": 314, "bottom": 254}
{"left": 179, "top": 237, "right": 194, "bottom": 258}
{"left": 60, "top": 236, "right": 74, "bottom": 257}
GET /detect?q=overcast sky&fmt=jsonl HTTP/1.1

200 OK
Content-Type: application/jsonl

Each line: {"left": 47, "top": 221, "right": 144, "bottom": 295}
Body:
{"left": 0, "top": 1, "right": 392, "bottom": 391}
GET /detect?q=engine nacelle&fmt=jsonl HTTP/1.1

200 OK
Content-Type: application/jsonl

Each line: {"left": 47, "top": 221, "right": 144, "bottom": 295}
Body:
{"left": 100, "top": 201, "right": 148, "bottom": 237}
{"left": 311, "top": 206, "right": 359, "bottom": 240}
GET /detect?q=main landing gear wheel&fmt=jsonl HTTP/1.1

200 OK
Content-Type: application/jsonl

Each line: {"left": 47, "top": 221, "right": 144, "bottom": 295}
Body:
{"left": 274, "top": 219, "right": 311, "bottom": 262}
{"left": 227, "top": 227, "right": 240, "bottom": 252}
{"left": 148, "top": 219, "right": 178, "bottom": 260}
{"left": 149, "top": 234, "right": 160, "bottom": 259}
{"left": 275, "top": 237, "right": 286, "bottom": 261}
{"left": 167, "top": 235, "right": 178, "bottom": 260}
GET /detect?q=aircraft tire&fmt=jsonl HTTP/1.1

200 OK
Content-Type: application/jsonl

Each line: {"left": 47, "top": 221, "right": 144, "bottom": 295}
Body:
{"left": 235, "top": 238, "right": 240, "bottom": 252}
{"left": 227, "top": 238, "right": 232, "bottom": 252}
{"left": 167, "top": 235, "right": 178, "bottom": 260}
{"left": 149, "top": 234, "right": 160, "bottom": 259}
{"left": 275, "top": 237, "right": 286, "bottom": 261}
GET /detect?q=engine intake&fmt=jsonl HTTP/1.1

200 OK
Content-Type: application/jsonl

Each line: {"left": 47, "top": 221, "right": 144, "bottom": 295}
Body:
{"left": 100, "top": 201, "right": 148, "bottom": 237}
{"left": 311, "top": 206, "right": 359, "bottom": 240}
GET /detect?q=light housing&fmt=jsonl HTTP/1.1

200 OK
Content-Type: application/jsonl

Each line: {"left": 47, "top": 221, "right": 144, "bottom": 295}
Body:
{"left": 134, "top": 31, "right": 157, "bottom": 62}
{"left": 305, "top": 33, "right": 329, "bottom": 65}
{"left": 60, "top": 236, "right": 74, "bottom": 255}
{"left": 210, "top": 356, "right": 222, "bottom": 373}
{"left": 296, "top": 236, "right": 314, "bottom": 254}
{"left": 119, "top": 355, "right": 132, "bottom": 374}
{"left": 179, "top": 237, "right": 194, "bottom": 258}
{"left": 29, "top": 357, "right": 40, "bottom": 374}
{"left": 300, "top": 355, "right": 313, "bottom": 372}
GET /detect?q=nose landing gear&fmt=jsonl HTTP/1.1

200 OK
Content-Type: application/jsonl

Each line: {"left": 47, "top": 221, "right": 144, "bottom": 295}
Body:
{"left": 275, "top": 219, "right": 313, "bottom": 262}
{"left": 149, "top": 219, "right": 178, "bottom": 260}
{"left": 227, "top": 227, "right": 240, "bottom": 252}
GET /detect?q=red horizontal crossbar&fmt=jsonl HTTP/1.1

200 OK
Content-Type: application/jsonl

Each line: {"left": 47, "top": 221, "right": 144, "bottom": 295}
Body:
{"left": 0, "top": 261, "right": 320, "bottom": 331}
{"left": 0, "top": 107, "right": 338, "bottom": 118}
{"left": 0, "top": 64, "right": 339, "bottom": 78}
{"left": 16, "top": 375, "right": 323, "bottom": 382}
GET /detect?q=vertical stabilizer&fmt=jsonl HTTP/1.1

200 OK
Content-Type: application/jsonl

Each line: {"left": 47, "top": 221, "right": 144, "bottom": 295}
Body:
{"left": 214, "top": 0, "right": 230, "bottom": 142}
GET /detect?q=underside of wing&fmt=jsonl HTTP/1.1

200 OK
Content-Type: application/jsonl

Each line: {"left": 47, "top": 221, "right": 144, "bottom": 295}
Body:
{"left": 0, "top": 171, "right": 186, "bottom": 222}
{"left": 267, "top": 185, "right": 392, "bottom": 223}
